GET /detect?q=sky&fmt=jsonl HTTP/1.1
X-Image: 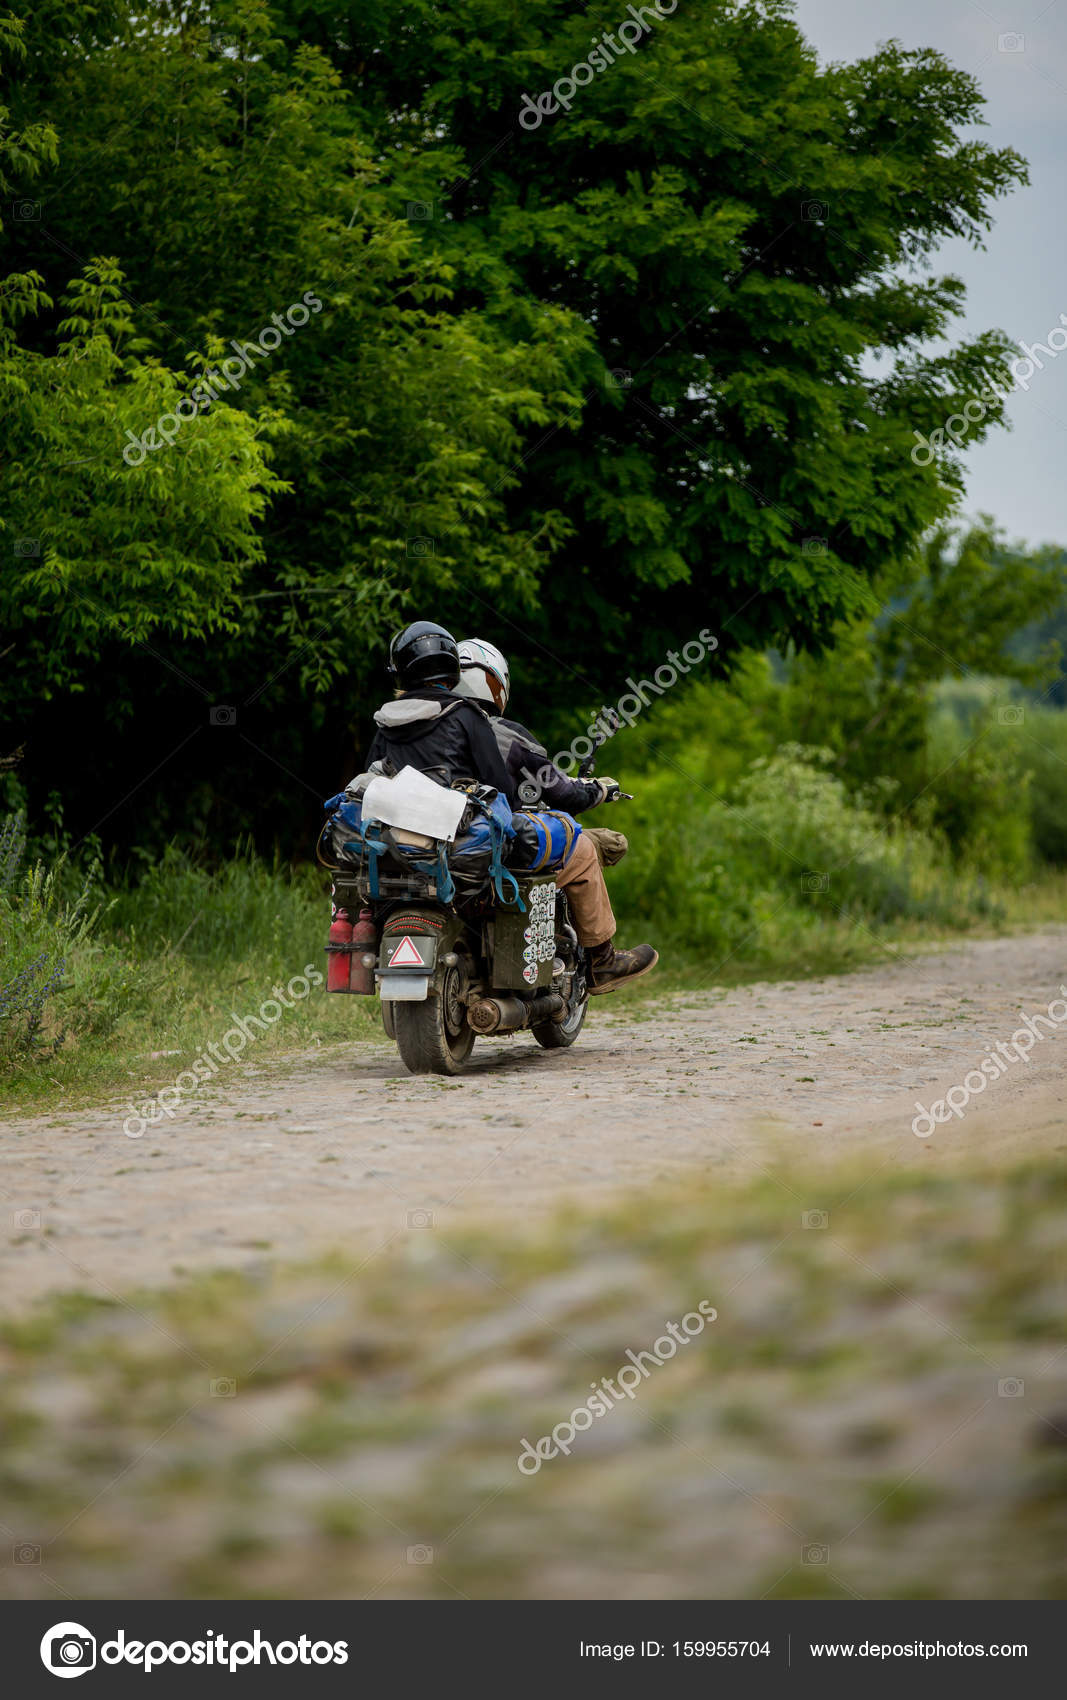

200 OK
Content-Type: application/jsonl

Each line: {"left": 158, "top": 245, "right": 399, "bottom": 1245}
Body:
{"left": 791, "top": 0, "right": 1067, "bottom": 549}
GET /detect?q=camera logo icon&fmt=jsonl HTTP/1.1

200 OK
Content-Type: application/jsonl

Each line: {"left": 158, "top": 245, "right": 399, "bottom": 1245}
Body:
{"left": 209, "top": 705, "right": 236, "bottom": 726}
{"left": 802, "top": 199, "right": 828, "bottom": 222}
{"left": 406, "top": 536, "right": 435, "bottom": 558}
{"left": 802, "top": 871, "right": 829, "bottom": 893}
{"left": 406, "top": 1544, "right": 434, "bottom": 1564}
{"left": 407, "top": 1208, "right": 435, "bottom": 1229}
{"left": 40, "top": 1622, "right": 97, "bottom": 1679}
{"left": 995, "top": 705, "right": 1024, "bottom": 726}
{"left": 802, "top": 1209, "right": 829, "bottom": 1230}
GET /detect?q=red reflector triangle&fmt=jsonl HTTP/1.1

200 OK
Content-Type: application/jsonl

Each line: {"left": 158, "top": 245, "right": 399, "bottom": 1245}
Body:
{"left": 389, "top": 935, "right": 425, "bottom": 967}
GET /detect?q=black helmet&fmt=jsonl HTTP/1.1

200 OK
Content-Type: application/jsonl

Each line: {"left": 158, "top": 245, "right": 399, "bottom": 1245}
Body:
{"left": 387, "top": 620, "right": 460, "bottom": 689}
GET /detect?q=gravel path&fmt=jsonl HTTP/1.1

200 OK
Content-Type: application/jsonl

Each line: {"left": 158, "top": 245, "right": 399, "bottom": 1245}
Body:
{"left": 3, "top": 929, "right": 1066, "bottom": 1310}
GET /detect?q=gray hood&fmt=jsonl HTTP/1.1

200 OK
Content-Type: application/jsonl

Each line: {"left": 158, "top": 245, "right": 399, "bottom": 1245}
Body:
{"left": 373, "top": 698, "right": 452, "bottom": 730}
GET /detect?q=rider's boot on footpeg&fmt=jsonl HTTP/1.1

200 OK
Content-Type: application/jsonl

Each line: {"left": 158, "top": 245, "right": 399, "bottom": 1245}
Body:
{"left": 587, "top": 939, "right": 659, "bottom": 995}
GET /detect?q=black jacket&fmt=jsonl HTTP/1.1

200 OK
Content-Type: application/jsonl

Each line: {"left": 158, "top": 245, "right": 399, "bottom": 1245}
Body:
{"left": 365, "top": 688, "right": 515, "bottom": 804}
{"left": 491, "top": 715, "right": 603, "bottom": 814}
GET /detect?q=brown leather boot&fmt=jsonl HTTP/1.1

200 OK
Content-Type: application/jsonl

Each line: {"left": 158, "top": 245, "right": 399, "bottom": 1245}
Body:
{"left": 587, "top": 939, "right": 659, "bottom": 995}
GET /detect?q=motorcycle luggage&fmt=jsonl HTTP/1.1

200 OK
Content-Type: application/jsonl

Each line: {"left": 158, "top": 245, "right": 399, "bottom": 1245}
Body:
{"left": 447, "top": 790, "right": 516, "bottom": 877}
{"left": 507, "top": 809, "right": 581, "bottom": 873}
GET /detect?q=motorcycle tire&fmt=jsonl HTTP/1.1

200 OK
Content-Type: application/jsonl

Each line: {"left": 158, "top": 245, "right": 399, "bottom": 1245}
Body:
{"left": 531, "top": 993, "right": 588, "bottom": 1050}
{"left": 393, "top": 963, "right": 475, "bottom": 1075}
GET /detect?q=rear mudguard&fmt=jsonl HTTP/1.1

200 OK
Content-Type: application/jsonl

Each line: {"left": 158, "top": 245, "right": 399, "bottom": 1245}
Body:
{"left": 378, "top": 907, "right": 469, "bottom": 1005}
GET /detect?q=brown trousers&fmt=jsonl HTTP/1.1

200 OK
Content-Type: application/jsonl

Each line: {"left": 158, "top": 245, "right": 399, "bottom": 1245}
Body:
{"left": 555, "top": 832, "right": 616, "bottom": 946}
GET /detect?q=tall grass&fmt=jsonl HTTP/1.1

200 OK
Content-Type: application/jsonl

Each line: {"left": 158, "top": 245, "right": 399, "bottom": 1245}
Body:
{"left": 0, "top": 812, "right": 147, "bottom": 1070}
{"left": 606, "top": 741, "right": 1006, "bottom": 978}
{"left": 0, "top": 834, "right": 380, "bottom": 1108}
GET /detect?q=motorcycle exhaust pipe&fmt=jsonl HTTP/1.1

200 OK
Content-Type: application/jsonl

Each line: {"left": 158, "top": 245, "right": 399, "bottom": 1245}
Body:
{"left": 467, "top": 992, "right": 564, "bottom": 1035}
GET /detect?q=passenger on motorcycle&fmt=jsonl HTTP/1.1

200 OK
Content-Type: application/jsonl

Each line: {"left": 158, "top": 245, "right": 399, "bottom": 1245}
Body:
{"left": 454, "top": 637, "right": 628, "bottom": 866}
{"left": 451, "top": 635, "right": 658, "bottom": 995}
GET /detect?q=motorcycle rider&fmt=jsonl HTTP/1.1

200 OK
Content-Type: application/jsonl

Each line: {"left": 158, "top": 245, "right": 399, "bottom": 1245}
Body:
{"left": 451, "top": 635, "right": 657, "bottom": 994}
{"left": 366, "top": 621, "right": 657, "bottom": 994}
{"left": 364, "top": 620, "right": 513, "bottom": 798}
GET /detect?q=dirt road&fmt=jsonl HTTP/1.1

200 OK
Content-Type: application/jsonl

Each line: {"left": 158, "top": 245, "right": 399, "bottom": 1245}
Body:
{"left": 3, "top": 930, "right": 1066, "bottom": 1309}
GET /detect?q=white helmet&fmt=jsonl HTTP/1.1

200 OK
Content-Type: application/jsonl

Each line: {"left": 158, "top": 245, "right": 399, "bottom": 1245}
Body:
{"left": 455, "top": 637, "right": 511, "bottom": 713}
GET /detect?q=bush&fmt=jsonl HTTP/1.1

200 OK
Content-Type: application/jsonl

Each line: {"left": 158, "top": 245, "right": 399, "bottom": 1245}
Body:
{"left": 0, "top": 812, "right": 146, "bottom": 1069}
{"left": 928, "top": 684, "right": 1067, "bottom": 871}
{"left": 103, "top": 843, "right": 330, "bottom": 972}
{"left": 1023, "top": 713, "right": 1067, "bottom": 864}
{"left": 607, "top": 743, "right": 1001, "bottom": 974}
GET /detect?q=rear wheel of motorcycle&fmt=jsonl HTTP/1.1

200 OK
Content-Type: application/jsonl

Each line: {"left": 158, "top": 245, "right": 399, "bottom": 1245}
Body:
{"left": 532, "top": 992, "right": 588, "bottom": 1050}
{"left": 393, "top": 965, "right": 474, "bottom": 1075}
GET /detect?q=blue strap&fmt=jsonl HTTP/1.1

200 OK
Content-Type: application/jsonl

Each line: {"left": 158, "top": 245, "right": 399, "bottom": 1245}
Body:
{"left": 353, "top": 829, "right": 385, "bottom": 899}
{"left": 404, "top": 842, "right": 456, "bottom": 904}
{"left": 431, "top": 843, "right": 456, "bottom": 904}
{"left": 357, "top": 822, "right": 457, "bottom": 904}
{"left": 483, "top": 802, "right": 523, "bottom": 910}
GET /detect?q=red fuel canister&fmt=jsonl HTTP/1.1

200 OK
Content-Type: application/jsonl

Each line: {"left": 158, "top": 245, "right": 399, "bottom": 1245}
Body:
{"left": 349, "top": 908, "right": 377, "bottom": 996}
{"left": 327, "top": 906, "right": 354, "bottom": 992}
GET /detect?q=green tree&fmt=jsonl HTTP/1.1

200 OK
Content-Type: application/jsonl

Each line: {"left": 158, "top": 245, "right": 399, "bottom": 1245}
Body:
{"left": 283, "top": 0, "right": 1027, "bottom": 682}
{"left": 0, "top": 13, "right": 281, "bottom": 754}
{"left": 775, "top": 523, "right": 1065, "bottom": 871}
{"left": 0, "top": 0, "right": 1032, "bottom": 851}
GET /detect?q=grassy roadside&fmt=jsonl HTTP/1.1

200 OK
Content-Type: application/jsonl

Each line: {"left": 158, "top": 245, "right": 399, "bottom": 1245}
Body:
{"left": 2, "top": 1158, "right": 1065, "bottom": 1600}
{"left": 2, "top": 859, "right": 1066, "bottom": 1117}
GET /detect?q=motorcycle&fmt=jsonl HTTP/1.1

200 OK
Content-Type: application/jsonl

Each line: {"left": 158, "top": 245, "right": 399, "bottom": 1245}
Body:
{"left": 321, "top": 774, "right": 627, "bottom": 1076}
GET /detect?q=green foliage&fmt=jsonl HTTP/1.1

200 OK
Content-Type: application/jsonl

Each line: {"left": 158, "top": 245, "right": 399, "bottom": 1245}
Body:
{"left": 2, "top": 0, "right": 590, "bottom": 709}
{"left": 608, "top": 743, "right": 990, "bottom": 975}
{"left": 763, "top": 523, "right": 1066, "bottom": 874}
{"left": 105, "top": 843, "right": 330, "bottom": 973}
{"left": 0, "top": 812, "right": 145, "bottom": 1065}
{"left": 1016, "top": 713, "right": 1067, "bottom": 865}
{"left": 0, "top": 260, "right": 286, "bottom": 708}
{"left": 310, "top": 0, "right": 1028, "bottom": 668}
{"left": 0, "top": 833, "right": 382, "bottom": 1103}
{"left": 930, "top": 688, "right": 1067, "bottom": 869}
{"left": 0, "top": 0, "right": 1035, "bottom": 857}
{"left": 587, "top": 524, "right": 1067, "bottom": 960}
